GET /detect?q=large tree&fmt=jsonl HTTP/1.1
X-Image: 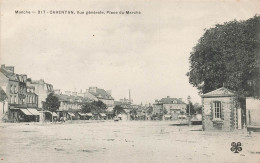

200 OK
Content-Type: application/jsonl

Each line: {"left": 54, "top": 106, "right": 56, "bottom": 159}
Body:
{"left": 186, "top": 102, "right": 196, "bottom": 115}
{"left": 187, "top": 15, "right": 260, "bottom": 98}
{"left": 81, "top": 100, "right": 107, "bottom": 114}
{"left": 91, "top": 101, "right": 107, "bottom": 111}
{"left": 113, "top": 105, "right": 125, "bottom": 117}
{"left": 45, "top": 93, "right": 60, "bottom": 122}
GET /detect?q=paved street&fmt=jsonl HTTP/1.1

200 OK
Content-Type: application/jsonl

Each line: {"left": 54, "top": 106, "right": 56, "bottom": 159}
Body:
{"left": 0, "top": 121, "right": 260, "bottom": 163}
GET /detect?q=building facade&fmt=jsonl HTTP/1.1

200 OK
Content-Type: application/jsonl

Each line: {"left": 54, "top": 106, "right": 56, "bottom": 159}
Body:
{"left": 201, "top": 87, "right": 243, "bottom": 131}
{"left": 153, "top": 96, "right": 186, "bottom": 120}
{"left": 0, "top": 87, "right": 8, "bottom": 121}
{"left": 85, "top": 87, "right": 114, "bottom": 107}
{"left": 27, "top": 78, "right": 54, "bottom": 109}
{"left": 0, "top": 65, "right": 40, "bottom": 122}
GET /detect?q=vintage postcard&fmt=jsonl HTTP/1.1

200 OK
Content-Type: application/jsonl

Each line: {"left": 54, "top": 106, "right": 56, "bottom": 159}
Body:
{"left": 0, "top": 0, "right": 260, "bottom": 162}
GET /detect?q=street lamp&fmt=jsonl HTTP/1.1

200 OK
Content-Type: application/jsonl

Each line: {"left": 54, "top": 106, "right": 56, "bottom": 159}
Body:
{"left": 187, "top": 95, "right": 191, "bottom": 117}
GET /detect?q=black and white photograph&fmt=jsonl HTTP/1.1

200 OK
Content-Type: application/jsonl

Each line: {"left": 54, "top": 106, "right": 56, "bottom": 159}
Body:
{"left": 0, "top": 0, "right": 260, "bottom": 162}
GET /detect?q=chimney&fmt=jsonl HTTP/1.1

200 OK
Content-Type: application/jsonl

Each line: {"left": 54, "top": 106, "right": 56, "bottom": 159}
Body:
{"left": 167, "top": 96, "right": 170, "bottom": 98}
{"left": 1, "top": 64, "right": 5, "bottom": 69}
{"left": 179, "top": 98, "right": 182, "bottom": 102}
{"left": 64, "top": 91, "right": 71, "bottom": 96}
{"left": 89, "top": 87, "right": 97, "bottom": 93}
{"left": 5, "top": 66, "right": 15, "bottom": 73}
{"left": 39, "top": 79, "right": 45, "bottom": 84}
{"left": 54, "top": 89, "right": 61, "bottom": 95}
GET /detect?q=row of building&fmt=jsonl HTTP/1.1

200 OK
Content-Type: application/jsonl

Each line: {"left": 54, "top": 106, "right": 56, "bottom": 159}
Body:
{"left": 0, "top": 64, "right": 193, "bottom": 123}
{"left": 2, "top": 64, "right": 258, "bottom": 132}
{"left": 0, "top": 65, "right": 54, "bottom": 122}
{"left": 0, "top": 64, "right": 119, "bottom": 122}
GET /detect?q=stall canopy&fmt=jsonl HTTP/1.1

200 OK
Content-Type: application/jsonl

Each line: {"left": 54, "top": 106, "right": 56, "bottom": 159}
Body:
{"left": 100, "top": 113, "right": 106, "bottom": 117}
{"left": 27, "top": 108, "right": 40, "bottom": 115}
{"left": 164, "top": 114, "right": 172, "bottom": 118}
{"left": 52, "top": 112, "right": 58, "bottom": 117}
{"left": 20, "top": 109, "right": 33, "bottom": 115}
{"left": 46, "top": 111, "right": 58, "bottom": 117}
{"left": 86, "top": 113, "right": 93, "bottom": 117}
{"left": 78, "top": 112, "right": 86, "bottom": 116}
{"left": 68, "top": 112, "right": 75, "bottom": 117}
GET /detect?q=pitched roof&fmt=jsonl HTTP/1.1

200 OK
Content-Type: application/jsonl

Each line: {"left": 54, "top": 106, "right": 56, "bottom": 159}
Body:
{"left": 27, "top": 86, "right": 35, "bottom": 89}
{"left": 55, "top": 94, "right": 90, "bottom": 103}
{"left": 201, "top": 87, "right": 237, "bottom": 97}
{"left": 0, "top": 68, "right": 18, "bottom": 81}
{"left": 114, "top": 101, "right": 123, "bottom": 105}
{"left": 159, "top": 98, "right": 186, "bottom": 104}
{"left": 0, "top": 87, "right": 8, "bottom": 101}
{"left": 89, "top": 88, "right": 114, "bottom": 100}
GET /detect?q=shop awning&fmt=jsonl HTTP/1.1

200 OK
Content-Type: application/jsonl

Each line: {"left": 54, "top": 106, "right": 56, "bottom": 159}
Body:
{"left": 51, "top": 112, "right": 58, "bottom": 117}
{"left": 20, "top": 109, "right": 33, "bottom": 115}
{"left": 78, "top": 112, "right": 86, "bottom": 116}
{"left": 68, "top": 112, "right": 75, "bottom": 117}
{"left": 178, "top": 115, "right": 186, "bottom": 118}
{"left": 45, "top": 111, "right": 58, "bottom": 117}
{"left": 164, "top": 115, "right": 172, "bottom": 118}
{"left": 27, "top": 108, "right": 40, "bottom": 115}
{"left": 100, "top": 113, "right": 106, "bottom": 117}
{"left": 86, "top": 113, "right": 93, "bottom": 117}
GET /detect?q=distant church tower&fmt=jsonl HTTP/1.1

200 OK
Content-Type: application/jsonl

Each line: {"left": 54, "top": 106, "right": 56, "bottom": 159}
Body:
{"left": 129, "top": 89, "right": 132, "bottom": 104}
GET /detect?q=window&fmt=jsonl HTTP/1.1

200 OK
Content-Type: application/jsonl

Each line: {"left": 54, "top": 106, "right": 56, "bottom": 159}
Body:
{"left": 214, "top": 101, "right": 221, "bottom": 119}
{"left": 10, "top": 85, "right": 13, "bottom": 93}
{"left": 14, "top": 96, "right": 17, "bottom": 104}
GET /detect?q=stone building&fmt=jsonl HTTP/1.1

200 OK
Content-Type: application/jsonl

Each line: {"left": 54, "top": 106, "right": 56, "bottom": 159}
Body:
{"left": 201, "top": 87, "right": 242, "bottom": 131}
{"left": 0, "top": 65, "right": 40, "bottom": 122}
{"left": 0, "top": 87, "right": 8, "bottom": 121}
{"left": 26, "top": 86, "right": 38, "bottom": 108}
{"left": 84, "top": 87, "right": 114, "bottom": 107}
{"left": 54, "top": 91, "right": 92, "bottom": 120}
{"left": 27, "top": 78, "right": 54, "bottom": 109}
{"left": 153, "top": 96, "right": 186, "bottom": 120}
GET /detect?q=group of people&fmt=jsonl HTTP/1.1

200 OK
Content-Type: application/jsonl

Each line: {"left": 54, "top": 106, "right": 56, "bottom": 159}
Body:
{"left": 52, "top": 116, "right": 67, "bottom": 123}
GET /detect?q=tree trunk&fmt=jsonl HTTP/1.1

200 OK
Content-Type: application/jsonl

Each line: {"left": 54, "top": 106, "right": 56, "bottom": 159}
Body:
{"left": 52, "top": 112, "right": 54, "bottom": 123}
{"left": 3, "top": 101, "right": 5, "bottom": 114}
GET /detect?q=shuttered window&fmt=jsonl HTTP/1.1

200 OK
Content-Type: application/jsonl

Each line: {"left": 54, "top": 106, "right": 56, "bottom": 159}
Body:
{"left": 214, "top": 101, "right": 221, "bottom": 119}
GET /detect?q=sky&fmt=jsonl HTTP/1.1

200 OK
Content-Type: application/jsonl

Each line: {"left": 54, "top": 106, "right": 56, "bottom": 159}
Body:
{"left": 1, "top": 0, "right": 260, "bottom": 105}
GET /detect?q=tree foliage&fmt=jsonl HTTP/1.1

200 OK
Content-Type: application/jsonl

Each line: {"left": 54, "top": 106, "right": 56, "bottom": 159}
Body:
{"left": 163, "top": 108, "right": 168, "bottom": 114}
{"left": 187, "top": 15, "right": 260, "bottom": 97}
{"left": 130, "top": 108, "right": 137, "bottom": 120}
{"left": 91, "top": 101, "right": 107, "bottom": 110}
{"left": 45, "top": 93, "right": 60, "bottom": 112}
{"left": 113, "top": 105, "right": 125, "bottom": 116}
{"left": 186, "top": 102, "right": 196, "bottom": 115}
{"left": 147, "top": 106, "right": 153, "bottom": 115}
{"left": 81, "top": 100, "right": 107, "bottom": 113}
